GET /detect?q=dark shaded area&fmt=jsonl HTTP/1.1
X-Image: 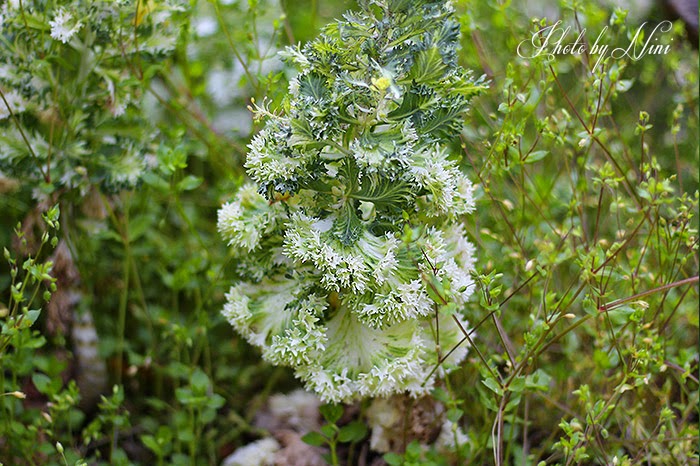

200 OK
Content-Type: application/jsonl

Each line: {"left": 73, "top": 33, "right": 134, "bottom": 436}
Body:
{"left": 665, "top": 0, "right": 699, "bottom": 45}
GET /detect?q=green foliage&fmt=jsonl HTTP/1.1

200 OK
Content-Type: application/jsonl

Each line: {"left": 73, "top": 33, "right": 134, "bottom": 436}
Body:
{"left": 450, "top": 0, "right": 699, "bottom": 463}
{"left": 0, "top": 206, "right": 81, "bottom": 464}
{"left": 0, "top": 0, "right": 191, "bottom": 193}
{"left": 302, "top": 403, "right": 368, "bottom": 466}
{"left": 0, "top": 0, "right": 697, "bottom": 465}
{"left": 218, "top": 0, "right": 486, "bottom": 403}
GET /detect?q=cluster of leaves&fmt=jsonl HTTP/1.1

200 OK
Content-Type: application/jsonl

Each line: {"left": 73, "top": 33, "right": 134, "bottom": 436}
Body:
{"left": 0, "top": 0, "right": 696, "bottom": 465}
{"left": 0, "top": 0, "right": 191, "bottom": 194}
{"left": 302, "top": 403, "right": 368, "bottom": 465}
{"left": 0, "top": 206, "right": 77, "bottom": 464}
{"left": 0, "top": 0, "right": 293, "bottom": 464}
{"left": 217, "top": 0, "right": 490, "bottom": 403}
{"left": 426, "top": 1, "right": 699, "bottom": 464}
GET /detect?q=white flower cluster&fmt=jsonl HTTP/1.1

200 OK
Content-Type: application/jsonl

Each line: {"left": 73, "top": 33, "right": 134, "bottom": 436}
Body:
{"left": 49, "top": 8, "right": 83, "bottom": 44}
{"left": 218, "top": 0, "right": 486, "bottom": 402}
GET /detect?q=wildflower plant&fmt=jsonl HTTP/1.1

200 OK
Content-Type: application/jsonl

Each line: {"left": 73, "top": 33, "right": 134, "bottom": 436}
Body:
{"left": 0, "top": 0, "right": 189, "bottom": 194}
{"left": 218, "top": 0, "right": 488, "bottom": 403}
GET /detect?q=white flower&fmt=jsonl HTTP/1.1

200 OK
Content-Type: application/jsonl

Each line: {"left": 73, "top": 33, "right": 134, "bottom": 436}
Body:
{"left": 49, "top": 8, "right": 83, "bottom": 44}
{"left": 372, "top": 241, "right": 398, "bottom": 285}
{"left": 221, "top": 438, "right": 280, "bottom": 466}
{"left": 288, "top": 76, "right": 300, "bottom": 97}
{"left": 410, "top": 146, "right": 475, "bottom": 217}
{"left": 264, "top": 296, "right": 328, "bottom": 366}
{"left": 222, "top": 286, "right": 253, "bottom": 338}
{"left": 356, "top": 279, "right": 432, "bottom": 328}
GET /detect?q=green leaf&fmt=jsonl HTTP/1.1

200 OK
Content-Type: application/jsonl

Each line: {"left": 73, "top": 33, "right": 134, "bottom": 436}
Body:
{"left": 384, "top": 452, "right": 404, "bottom": 466}
{"left": 26, "top": 309, "right": 41, "bottom": 325}
{"left": 450, "top": 74, "right": 490, "bottom": 98}
{"left": 508, "top": 375, "right": 526, "bottom": 393}
{"left": 335, "top": 201, "right": 362, "bottom": 245}
{"left": 159, "top": 144, "right": 188, "bottom": 175}
{"left": 24, "top": 334, "right": 47, "bottom": 349}
{"left": 176, "top": 175, "right": 203, "bottom": 192}
{"left": 319, "top": 403, "right": 343, "bottom": 424}
{"left": 405, "top": 440, "right": 423, "bottom": 456}
{"left": 142, "top": 173, "right": 170, "bottom": 193}
{"left": 209, "top": 394, "right": 226, "bottom": 410}
{"left": 301, "top": 431, "right": 327, "bottom": 447}
{"left": 321, "top": 424, "right": 338, "bottom": 438}
{"left": 353, "top": 175, "right": 413, "bottom": 213}
{"left": 140, "top": 435, "right": 162, "bottom": 456}
{"left": 31, "top": 373, "right": 53, "bottom": 395}
{"left": 417, "top": 101, "right": 467, "bottom": 138}
{"left": 298, "top": 73, "right": 329, "bottom": 101}
{"left": 128, "top": 215, "right": 152, "bottom": 243}
{"left": 525, "top": 369, "right": 552, "bottom": 391}
{"left": 446, "top": 408, "right": 464, "bottom": 423}
{"left": 482, "top": 376, "right": 503, "bottom": 395}
{"left": 289, "top": 118, "right": 317, "bottom": 147}
{"left": 189, "top": 368, "right": 210, "bottom": 394}
{"left": 387, "top": 87, "right": 434, "bottom": 121}
{"left": 46, "top": 55, "right": 76, "bottom": 72}
{"left": 523, "top": 150, "right": 549, "bottom": 163}
{"left": 338, "top": 421, "right": 368, "bottom": 443}
{"left": 410, "top": 46, "right": 447, "bottom": 83}
{"left": 176, "top": 426, "right": 194, "bottom": 443}
{"left": 431, "top": 387, "right": 450, "bottom": 403}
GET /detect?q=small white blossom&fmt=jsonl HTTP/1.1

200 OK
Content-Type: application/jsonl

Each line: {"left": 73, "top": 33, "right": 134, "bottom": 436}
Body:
{"left": 246, "top": 128, "right": 304, "bottom": 183}
{"left": 284, "top": 214, "right": 370, "bottom": 294}
{"left": 264, "top": 297, "right": 328, "bottom": 366}
{"left": 49, "top": 8, "right": 83, "bottom": 44}
{"left": 222, "top": 286, "right": 253, "bottom": 338}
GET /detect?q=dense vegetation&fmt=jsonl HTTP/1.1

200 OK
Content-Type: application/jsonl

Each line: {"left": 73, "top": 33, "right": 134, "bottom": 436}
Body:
{"left": 0, "top": 0, "right": 697, "bottom": 465}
